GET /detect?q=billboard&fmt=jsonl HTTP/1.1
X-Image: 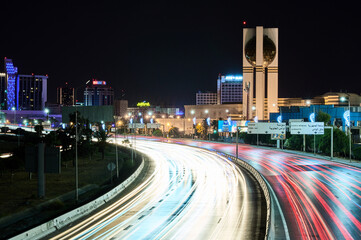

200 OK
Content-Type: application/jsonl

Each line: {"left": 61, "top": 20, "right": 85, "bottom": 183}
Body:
{"left": 218, "top": 120, "right": 237, "bottom": 133}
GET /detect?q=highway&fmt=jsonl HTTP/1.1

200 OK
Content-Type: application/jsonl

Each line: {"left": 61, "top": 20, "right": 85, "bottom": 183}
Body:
{"left": 49, "top": 140, "right": 266, "bottom": 240}
{"left": 157, "top": 138, "right": 361, "bottom": 239}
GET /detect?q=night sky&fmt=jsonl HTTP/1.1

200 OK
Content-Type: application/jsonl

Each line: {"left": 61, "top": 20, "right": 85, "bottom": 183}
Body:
{"left": 1, "top": 1, "right": 361, "bottom": 108}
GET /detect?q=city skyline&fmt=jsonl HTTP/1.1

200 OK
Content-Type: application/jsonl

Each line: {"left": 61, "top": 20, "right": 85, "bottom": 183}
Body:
{"left": 1, "top": 1, "right": 361, "bottom": 107}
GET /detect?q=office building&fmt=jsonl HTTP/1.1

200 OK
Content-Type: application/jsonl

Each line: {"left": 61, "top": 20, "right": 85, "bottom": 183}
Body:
{"left": 0, "top": 58, "right": 48, "bottom": 110}
{"left": 18, "top": 74, "right": 48, "bottom": 110}
{"left": 114, "top": 99, "right": 128, "bottom": 116}
{"left": 184, "top": 103, "right": 242, "bottom": 120}
{"left": 0, "top": 73, "right": 6, "bottom": 110}
{"left": 217, "top": 75, "right": 243, "bottom": 104}
{"left": 84, "top": 79, "right": 114, "bottom": 106}
{"left": 196, "top": 74, "right": 243, "bottom": 105}
{"left": 243, "top": 26, "right": 278, "bottom": 120}
{"left": 196, "top": 91, "right": 217, "bottom": 105}
{"left": 57, "top": 82, "right": 75, "bottom": 106}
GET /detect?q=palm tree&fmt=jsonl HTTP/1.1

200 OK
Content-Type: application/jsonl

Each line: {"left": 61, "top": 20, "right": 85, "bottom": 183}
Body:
{"left": 168, "top": 127, "right": 180, "bottom": 138}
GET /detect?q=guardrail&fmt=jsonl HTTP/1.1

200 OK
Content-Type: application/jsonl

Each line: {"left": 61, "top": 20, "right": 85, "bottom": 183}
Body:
{"left": 10, "top": 157, "right": 145, "bottom": 240}
{"left": 219, "top": 152, "right": 272, "bottom": 240}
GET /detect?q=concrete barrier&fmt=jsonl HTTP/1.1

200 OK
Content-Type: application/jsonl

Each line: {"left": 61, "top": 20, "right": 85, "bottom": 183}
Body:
{"left": 10, "top": 158, "right": 145, "bottom": 240}
{"left": 217, "top": 152, "right": 289, "bottom": 240}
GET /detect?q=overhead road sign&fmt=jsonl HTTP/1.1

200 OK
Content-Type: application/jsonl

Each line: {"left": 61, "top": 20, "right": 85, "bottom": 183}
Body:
{"left": 128, "top": 123, "right": 145, "bottom": 129}
{"left": 289, "top": 119, "right": 304, "bottom": 123}
{"left": 247, "top": 122, "right": 286, "bottom": 134}
{"left": 147, "top": 123, "right": 161, "bottom": 129}
{"left": 290, "top": 122, "right": 324, "bottom": 135}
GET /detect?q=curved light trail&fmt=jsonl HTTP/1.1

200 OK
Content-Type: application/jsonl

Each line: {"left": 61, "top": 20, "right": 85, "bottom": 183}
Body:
{"left": 153, "top": 138, "right": 361, "bottom": 240}
{"left": 49, "top": 140, "right": 266, "bottom": 240}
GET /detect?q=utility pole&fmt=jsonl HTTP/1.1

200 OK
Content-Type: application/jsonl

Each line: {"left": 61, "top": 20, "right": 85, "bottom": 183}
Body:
{"left": 348, "top": 98, "right": 352, "bottom": 162}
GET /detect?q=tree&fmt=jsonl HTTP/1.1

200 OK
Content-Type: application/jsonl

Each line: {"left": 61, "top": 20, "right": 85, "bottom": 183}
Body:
{"left": 34, "top": 124, "right": 43, "bottom": 137}
{"left": 195, "top": 122, "right": 207, "bottom": 139}
{"left": 318, "top": 127, "right": 349, "bottom": 156}
{"left": 168, "top": 127, "right": 180, "bottom": 138}
{"left": 316, "top": 111, "right": 331, "bottom": 125}
{"left": 211, "top": 120, "right": 218, "bottom": 132}
{"left": 94, "top": 128, "right": 109, "bottom": 160}
{"left": 152, "top": 128, "right": 163, "bottom": 137}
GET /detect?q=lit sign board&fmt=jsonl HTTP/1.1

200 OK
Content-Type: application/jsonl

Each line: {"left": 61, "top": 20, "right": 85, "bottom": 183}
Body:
{"left": 225, "top": 75, "right": 243, "bottom": 80}
{"left": 92, "top": 80, "right": 106, "bottom": 85}
{"left": 290, "top": 122, "right": 324, "bottom": 135}
{"left": 218, "top": 120, "right": 237, "bottom": 133}
{"left": 137, "top": 102, "right": 150, "bottom": 107}
{"left": 247, "top": 122, "right": 286, "bottom": 134}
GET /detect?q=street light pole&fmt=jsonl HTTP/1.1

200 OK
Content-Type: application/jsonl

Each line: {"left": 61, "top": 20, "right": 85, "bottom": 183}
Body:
{"left": 348, "top": 99, "right": 352, "bottom": 162}
{"left": 341, "top": 94, "right": 352, "bottom": 162}
{"left": 114, "top": 116, "right": 119, "bottom": 178}
{"left": 236, "top": 129, "right": 239, "bottom": 158}
{"left": 313, "top": 106, "right": 316, "bottom": 156}
{"left": 75, "top": 108, "right": 79, "bottom": 201}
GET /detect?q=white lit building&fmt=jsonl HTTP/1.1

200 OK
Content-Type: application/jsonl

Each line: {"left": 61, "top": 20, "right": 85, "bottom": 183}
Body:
{"left": 196, "top": 91, "right": 217, "bottom": 105}
{"left": 217, "top": 75, "right": 243, "bottom": 104}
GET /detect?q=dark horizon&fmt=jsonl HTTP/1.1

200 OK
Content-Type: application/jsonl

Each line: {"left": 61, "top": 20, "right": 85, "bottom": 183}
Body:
{"left": 1, "top": 1, "right": 361, "bottom": 108}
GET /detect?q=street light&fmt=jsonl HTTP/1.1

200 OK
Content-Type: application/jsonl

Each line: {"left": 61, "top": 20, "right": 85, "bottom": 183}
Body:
{"left": 341, "top": 95, "right": 352, "bottom": 161}
{"left": 114, "top": 116, "right": 119, "bottom": 178}
{"left": 44, "top": 108, "right": 49, "bottom": 121}
{"left": 11, "top": 106, "right": 16, "bottom": 125}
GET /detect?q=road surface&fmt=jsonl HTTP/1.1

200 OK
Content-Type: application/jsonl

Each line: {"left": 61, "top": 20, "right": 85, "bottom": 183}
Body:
{"left": 49, "top": 140, "right": 266, "bottom": 240}
{"left": 158, "top": 138, "right": 361, "bottom": 239}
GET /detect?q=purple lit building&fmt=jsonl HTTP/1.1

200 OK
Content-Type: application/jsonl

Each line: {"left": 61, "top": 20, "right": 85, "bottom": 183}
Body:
{"left": 0, "top": 58, "right": 48, "bottom": 110}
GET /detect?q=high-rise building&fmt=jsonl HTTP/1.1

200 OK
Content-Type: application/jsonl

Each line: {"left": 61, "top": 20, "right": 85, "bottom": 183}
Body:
{"left": 0, "top": 58, "right": 48, "bottom": 110}
{"left": 195, "top": 74, "right": 243, "bottom": 105}
{"left": 57, "top": 82, "right": 75, "bottom": 106}
{"left": 242, "top": 26, "right": 278, "bottom": 120}
{"left": 18, "top": 74, "right": 48, "bottom": 110}
{"left": 196, "top": 91, "right": 217, "bottom": 105}
{"left": 84, "top": 79, "right": 114, "bottom": 106}
{"left": 217, "top": 75, "right": 243, "bottom": 104}
{"left": 114, "top": 99, "right": 128, "bottom": 116}
{"left": 4, "top": 58, "right": 18, "bottom": 110}
{"left": 0, "top": 73, "right": 6, "bottom": 110}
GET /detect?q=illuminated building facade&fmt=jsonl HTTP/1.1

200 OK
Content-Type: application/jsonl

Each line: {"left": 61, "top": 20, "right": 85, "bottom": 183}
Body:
{"left": 0, "top": 73, "right": 6, "bottom": 110}
{"left": 4, "top": 58, "right": 18, "bottom": 110}
{"left": 84, "top": 79, "right": 114, "bottom": 106}
{"left": 18, "top": 74, "right": 48, "bottom": 110}
{"left": 57, "top": 82, "right": 75, "bottom": 106}
{"left": 196, "top": 74, "right": 243, "bottom": 105}
{"left": 196, "top": 91, "right": 217, "bottom": 105}
{"left": 243, "top": 26, "right": 278, "bottom": 120}
{"left": 217, "top": 75, "right": 243, "bottom": 104}
{"left": 0, "top": 58, "right": 48, "bottom": 110}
